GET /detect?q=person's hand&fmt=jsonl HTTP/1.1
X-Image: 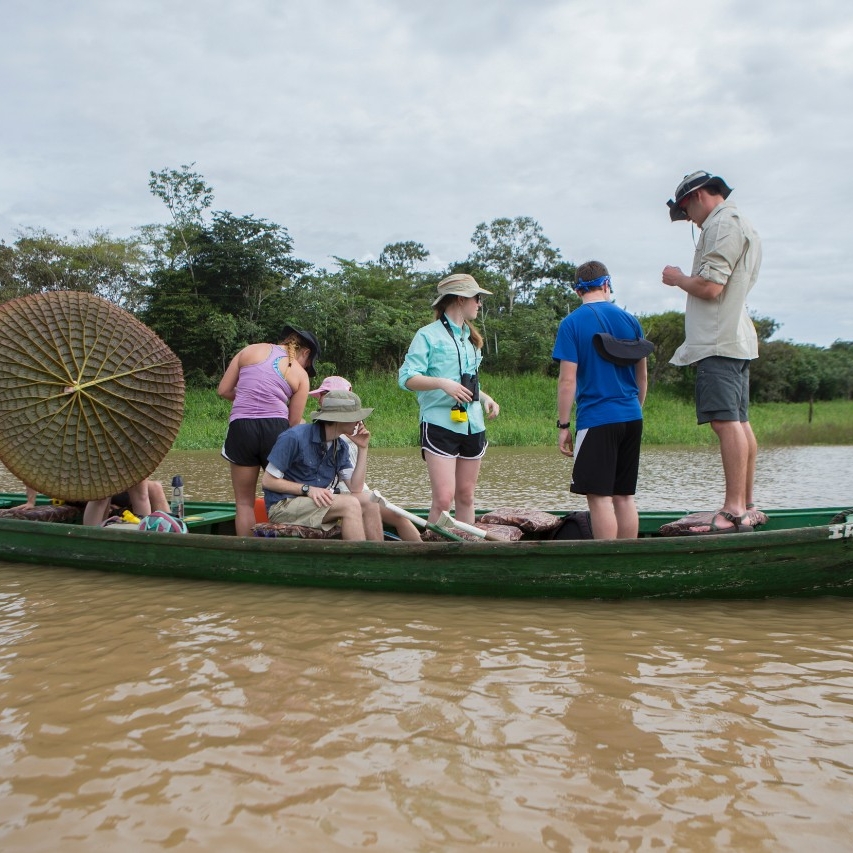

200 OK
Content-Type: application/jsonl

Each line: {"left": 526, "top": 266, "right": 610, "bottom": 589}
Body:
{"left": 558, "top": 427, "right": 574, "bottom": 457}
{"left": 348, "top": 421, "right": 371, "bottom": 448}
{"left": 308, "top": 485, "right": 335, "bottom": 507}
{"left": 481, "top": 394, "right": 500, "bottom": 419}
{"left": 441, "top": 378, "right": 473, "bottom": 403}
{"left": 662, "top": 265, "right": 685, "bottom": 287}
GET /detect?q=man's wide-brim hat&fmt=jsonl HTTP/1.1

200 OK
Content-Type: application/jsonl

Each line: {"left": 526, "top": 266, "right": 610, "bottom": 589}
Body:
{"left": 279, "top": 325, "right": 321, "bottom": 376}
{"left": 431, "top": 273, "right": 493, "bottom": 307}
{"left": 311, "top": 390, "right": 374, "bottom": 423}
{"left": 667, "top": 170, "right": 733, "bottom": 221}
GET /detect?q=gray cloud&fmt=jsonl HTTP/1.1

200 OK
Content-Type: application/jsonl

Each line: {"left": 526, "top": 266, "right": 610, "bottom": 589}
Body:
{"left": 2, "top": 0, "right": 852, "bottom": 345}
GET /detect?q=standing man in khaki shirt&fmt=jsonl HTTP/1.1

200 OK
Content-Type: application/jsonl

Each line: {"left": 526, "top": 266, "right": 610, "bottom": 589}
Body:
{"left": 662, "top": 171, "right": 762, "bottom": 534}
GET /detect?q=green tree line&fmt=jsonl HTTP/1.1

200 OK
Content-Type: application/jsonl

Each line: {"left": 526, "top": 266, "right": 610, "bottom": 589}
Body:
{"left": 2, "top": 163, "right": 852, "bottom": 403}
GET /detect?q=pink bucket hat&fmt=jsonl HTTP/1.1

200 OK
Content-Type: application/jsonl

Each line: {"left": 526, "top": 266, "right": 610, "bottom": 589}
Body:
{"left": 308, "top": 375, "right": 352, "bottom": 398}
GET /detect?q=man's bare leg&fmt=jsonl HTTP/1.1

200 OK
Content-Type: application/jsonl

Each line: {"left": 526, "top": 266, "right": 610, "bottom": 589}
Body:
{"left": 586, "top": 494, "right": 618, "bottom": 540}
{"left": 322, "top": 494, "right": 367, "bottom": 541}
{"left": 612, "top": 494, "right": 639, "bottom": 539}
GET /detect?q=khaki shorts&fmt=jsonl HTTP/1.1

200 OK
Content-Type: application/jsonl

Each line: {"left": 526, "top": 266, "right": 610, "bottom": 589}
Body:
{"left": 267, "top": 496, "right": 338, "bottom": 531}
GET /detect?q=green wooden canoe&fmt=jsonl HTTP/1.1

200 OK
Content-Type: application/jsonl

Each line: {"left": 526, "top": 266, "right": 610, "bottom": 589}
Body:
{"left": 0, "top": 494, "right": 851, "bottom": 599}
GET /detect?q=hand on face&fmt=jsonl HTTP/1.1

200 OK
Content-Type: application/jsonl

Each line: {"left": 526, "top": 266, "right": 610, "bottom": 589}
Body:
{"left": 347, "top": 421, "right": 371, "bottom": 447}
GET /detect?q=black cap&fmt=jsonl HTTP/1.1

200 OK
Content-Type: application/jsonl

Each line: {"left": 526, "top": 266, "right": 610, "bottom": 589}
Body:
{"left": 279, "top": 325, "right": 321, "bottom": 377}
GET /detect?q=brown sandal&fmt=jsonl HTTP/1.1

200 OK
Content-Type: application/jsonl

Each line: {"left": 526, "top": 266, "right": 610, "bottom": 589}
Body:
{"left": 688, "top": 510, "right": 754, "bottom": 535}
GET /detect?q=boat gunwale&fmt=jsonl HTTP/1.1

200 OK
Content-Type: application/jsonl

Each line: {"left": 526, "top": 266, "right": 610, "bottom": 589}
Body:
{"left": 0, "top": 509, "right": 849, "bottom": 554}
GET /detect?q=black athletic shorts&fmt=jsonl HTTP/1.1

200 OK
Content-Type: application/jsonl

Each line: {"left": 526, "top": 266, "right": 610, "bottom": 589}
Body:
{"left": 420, "top": 422, "right": 487, "bottom": 461}
{"left": 570, "top": 419, "right": 643, "bottom": 496}
{"left": 221, "top": 417, "right": 290, "bottom": 468}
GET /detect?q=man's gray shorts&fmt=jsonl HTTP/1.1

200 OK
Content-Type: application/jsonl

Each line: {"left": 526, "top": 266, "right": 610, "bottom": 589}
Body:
{"left": 695, "top": 356, "right": 750, "bottom": 424}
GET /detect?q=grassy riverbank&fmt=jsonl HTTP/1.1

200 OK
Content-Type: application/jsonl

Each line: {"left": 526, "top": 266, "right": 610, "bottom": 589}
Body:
{"left": 176, "top": 373, "right": 853, "bottom": 450}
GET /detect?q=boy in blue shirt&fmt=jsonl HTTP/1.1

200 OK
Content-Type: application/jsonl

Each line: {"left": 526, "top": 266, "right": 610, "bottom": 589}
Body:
{"left": 552, "top": 261, "right": 648, "bottom": 539}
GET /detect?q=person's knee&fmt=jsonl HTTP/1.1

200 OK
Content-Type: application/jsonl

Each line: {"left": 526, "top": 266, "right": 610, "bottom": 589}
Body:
{"left": 455, "top": 482, "right": 476, "bottom": 504}
{"left": 356, "top": 495, "right": 380, "bottom": 517}
{"left": 710, "top": 419, "right": 744, "bottom": 440}
{"left": 430, "top": 487, "right": 454, "bottom": 509}
{"left": 330, "top": 494, "right": 361, "bottom": 520}
{"left": 586, "top": 494, "right": 613, "bottom": 511}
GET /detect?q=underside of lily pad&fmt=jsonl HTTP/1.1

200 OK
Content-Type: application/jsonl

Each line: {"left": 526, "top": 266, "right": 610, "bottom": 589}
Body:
{"left": 0, "top": 291, "right": 185, "bottom": 501}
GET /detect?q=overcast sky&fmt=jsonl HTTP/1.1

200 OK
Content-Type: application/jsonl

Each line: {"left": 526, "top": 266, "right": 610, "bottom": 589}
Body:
{"left": 2, "top": 0, "right": 852, "bottom": 346}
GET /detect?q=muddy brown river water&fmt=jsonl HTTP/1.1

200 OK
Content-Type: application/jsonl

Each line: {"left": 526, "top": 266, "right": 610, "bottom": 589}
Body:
{"left": 1, "top": 446, "right": 852, "bottom": 851}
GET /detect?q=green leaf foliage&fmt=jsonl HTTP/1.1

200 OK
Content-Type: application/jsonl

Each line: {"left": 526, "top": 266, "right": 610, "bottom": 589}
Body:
{"left": 2, "top": 164, "right": 851, "bottom": 403}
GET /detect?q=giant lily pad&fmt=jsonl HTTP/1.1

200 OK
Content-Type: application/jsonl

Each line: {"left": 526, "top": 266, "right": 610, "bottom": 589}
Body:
{"left": 0, "top": 290, "right": 184, "bottom": 501}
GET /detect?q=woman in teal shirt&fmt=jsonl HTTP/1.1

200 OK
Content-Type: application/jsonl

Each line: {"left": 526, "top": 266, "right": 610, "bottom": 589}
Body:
{"left": 398, "top": 273, "right": 500, "bottom": 525}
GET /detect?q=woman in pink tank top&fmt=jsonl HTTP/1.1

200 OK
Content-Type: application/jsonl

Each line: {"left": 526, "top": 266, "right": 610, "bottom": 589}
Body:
{"left": 218, "top": 325, "right": 321, "bottom": 536}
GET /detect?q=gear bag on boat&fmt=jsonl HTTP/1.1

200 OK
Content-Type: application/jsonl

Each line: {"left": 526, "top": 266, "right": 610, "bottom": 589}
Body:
{"left": 137, "top": 511, "right": 188, "bottom": 533}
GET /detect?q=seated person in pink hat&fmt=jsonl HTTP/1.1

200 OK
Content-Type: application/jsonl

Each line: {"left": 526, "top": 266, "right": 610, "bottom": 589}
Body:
{"left": 262, "top": 390, "right": 385, "bottom": 541}
{"left": 308, "top": 377, "right": 421, "bottom": 542}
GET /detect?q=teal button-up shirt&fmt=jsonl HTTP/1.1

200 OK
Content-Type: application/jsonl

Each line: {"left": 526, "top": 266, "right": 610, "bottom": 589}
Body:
{"left": 398, "top": 316, "right": 485, "bottom": 435}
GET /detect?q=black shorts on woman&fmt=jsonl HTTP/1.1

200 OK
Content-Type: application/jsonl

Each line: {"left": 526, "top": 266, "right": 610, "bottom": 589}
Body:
{"left": 221, "top": 417, "right": 290, "bottom": 468}
{"left": 420, "top": 421, "right": 487, "bottom": 461}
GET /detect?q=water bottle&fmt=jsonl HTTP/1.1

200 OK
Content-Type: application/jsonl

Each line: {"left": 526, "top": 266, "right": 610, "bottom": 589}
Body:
{"left": 170, "top": 475, "right": 185, "bottom": 518}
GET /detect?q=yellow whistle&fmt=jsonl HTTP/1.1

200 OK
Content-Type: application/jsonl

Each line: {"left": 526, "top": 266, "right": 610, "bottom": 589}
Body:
{"left": 121, "top": 509, "right": 141, "bottom": 524}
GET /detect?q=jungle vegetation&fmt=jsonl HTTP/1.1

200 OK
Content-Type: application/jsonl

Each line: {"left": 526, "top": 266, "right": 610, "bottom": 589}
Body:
{"left": 2, "top": 163, "right": 852, "bottom": 406}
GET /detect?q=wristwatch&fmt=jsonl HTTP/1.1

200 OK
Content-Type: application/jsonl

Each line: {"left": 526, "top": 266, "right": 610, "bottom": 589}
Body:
{"left": 557, "top": 419, "right": 571, "bottom": 429}
{"left": 301, "top": 484, "right": 310, "bottom": 496}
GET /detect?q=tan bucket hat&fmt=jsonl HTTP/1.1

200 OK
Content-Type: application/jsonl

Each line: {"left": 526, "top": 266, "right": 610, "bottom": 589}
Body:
{"left": 431, "top": 273, "right": 493, "bottom": 307}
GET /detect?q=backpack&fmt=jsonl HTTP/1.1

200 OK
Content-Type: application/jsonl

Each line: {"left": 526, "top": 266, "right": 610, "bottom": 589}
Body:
{"left": 548, "top": 511, "right": 594, "bottom": 540}
{"left": 138, "top": 511, "right": 188, "bottom": 533}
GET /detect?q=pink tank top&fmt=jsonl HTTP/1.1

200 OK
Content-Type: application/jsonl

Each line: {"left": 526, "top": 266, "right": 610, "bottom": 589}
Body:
{"left": 229, "top": 345, "right": 295, "bottom": 421}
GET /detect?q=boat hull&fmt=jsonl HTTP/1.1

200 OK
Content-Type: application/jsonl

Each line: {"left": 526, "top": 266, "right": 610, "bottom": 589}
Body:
{"left": 1, "top": 508, "right": 852, "bottom": 599}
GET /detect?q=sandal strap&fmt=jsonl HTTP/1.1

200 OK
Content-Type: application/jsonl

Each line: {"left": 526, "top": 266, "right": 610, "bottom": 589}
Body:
{"left": 718, "top": 510, "right": 752, "bottom": 529}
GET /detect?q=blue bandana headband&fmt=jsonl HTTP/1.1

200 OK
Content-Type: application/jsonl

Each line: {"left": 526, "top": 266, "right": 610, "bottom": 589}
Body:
{"left": 574, "top": 274, "right": 612, "bottom": 293}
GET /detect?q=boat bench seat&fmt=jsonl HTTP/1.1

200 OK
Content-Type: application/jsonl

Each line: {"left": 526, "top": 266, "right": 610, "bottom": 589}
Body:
{"left": 658, "top": 509, "right": 769, "bottom": 536}
{"left": 252, "top": 521, "right": 343, "bottom": 539}
{"left": 478, "top": 508, "right": 563, "bottom": 533}
{"left": 421, "top": 523, "right": 524, "bottom": 541}
{"left": 0, "top": 504, "right": 82, "bottom": 523}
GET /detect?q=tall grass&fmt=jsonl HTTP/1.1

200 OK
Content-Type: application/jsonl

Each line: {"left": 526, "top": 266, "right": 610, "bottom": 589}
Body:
{"left": 175, "top": 373, "right": 853, "bottom": 450}
{"left": 176, "top": 389, "right": 233, "bottom": 449}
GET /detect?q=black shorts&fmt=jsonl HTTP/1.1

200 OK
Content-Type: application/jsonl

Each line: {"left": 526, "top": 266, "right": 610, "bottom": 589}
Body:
{"left": 420, "top": 422, "right": 487, "bottom": 461}
{"left": 111, "top": 491, "right": 132, "bottom": 510}
{"left": 570, "top": 419, "right": 643, "bottom": 497}
{"left": 221, "top": 417, "right": 290, "bottom": 468}
{"left": 695, "top": 356, "right": 750, "bottom": 424}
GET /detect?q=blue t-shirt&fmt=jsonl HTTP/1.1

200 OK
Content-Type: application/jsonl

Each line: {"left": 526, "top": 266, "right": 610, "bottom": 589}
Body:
{"left": 552, "top": 302, "right": 644, "bottom": 430}
{"left": 263, "top": 423, "right": 354, "bottom": 509}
